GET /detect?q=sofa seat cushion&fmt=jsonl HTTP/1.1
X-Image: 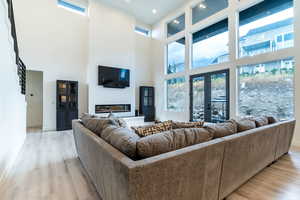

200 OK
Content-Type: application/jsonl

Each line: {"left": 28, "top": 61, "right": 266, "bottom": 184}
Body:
{"left": 136, "top": 128, "right": 213, "bottom": 159}
{"left": 171, "top": 121, "right": 204, "bottom": 129}
{"left": 101, "top": 125, "right": 140, "bottom": 159}
{"left": 82, "top": 118, "right": 125, "bottom": 136}
{"left": 236, "top": 118, "right": 256, "bottom": 132}
{"left": 205, "top": 120, "right": 237, "bottom": 139}
{"left": 132, "top": 121, "right": 172, "bottom": 137}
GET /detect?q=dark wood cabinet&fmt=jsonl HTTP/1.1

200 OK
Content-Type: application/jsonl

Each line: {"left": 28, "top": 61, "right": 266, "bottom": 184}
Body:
{"left": 139, "top": 86, "right": 155, "bottom": 122}
{"left": 57, "top": 80, "right": 78, "bottom": 131}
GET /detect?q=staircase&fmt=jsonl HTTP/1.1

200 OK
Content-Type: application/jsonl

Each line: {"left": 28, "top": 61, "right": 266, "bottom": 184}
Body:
{"left": 6, "top": 0, "right": 26, "bottom": 95}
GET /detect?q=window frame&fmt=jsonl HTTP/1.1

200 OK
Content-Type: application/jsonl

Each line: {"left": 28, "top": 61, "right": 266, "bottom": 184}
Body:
{"left": 134, "top": 26, "right": 151, "bottom": 37}
{"left": 191, "top": 18, "right": 230, "bottom": 69}
{"left": 238, "top": 0, "right": 294, "bottom": 58}
{"left": 166, "top": 13, "right": 186, "bottom": 38}
{"left": 160, "top": 0, "right": 296, "bottom": 121}
{"left": 165, "top": 76, "right": 187, "bottom": 112}
{"left": 166, "top": 37, "right": 186, "bottom": 75}
{"left": 237, "top": 57, "right": 295, "bottom": 120}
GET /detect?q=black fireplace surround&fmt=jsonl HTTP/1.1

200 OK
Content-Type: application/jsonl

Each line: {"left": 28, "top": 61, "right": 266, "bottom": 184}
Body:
{"left": 95, "top": 104, "right": 131, "bottom": 114}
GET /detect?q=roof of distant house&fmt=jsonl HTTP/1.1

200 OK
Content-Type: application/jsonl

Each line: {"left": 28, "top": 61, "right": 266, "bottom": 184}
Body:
{"left": 242, "top": 18, "right": 293, "bottom": 39}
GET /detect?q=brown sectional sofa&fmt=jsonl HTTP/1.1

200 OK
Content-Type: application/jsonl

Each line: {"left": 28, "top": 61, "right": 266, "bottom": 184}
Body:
{"left": 72, "top": 119, "right": 296, "bottom": 200}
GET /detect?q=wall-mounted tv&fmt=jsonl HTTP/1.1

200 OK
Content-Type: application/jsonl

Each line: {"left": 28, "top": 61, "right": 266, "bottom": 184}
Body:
{"left": 98, "top": 66, "right": 130, "bottom": 88}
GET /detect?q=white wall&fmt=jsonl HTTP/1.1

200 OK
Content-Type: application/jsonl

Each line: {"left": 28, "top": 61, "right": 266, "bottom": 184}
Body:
{"left": 14, "top": 0, "right": 89, "bottom": 131}
{"left": 152, "top": 0, "right": 300, "bottom": 145}
{"left": 88, "top": 0, "right": 153, "bottom": 116}
{"left": 134, "top": 33, "right": 154, "bottom": 108}
{"left": 0, "top": 0, "right": 26, "bottom": 184}
{"left": 13, "top": 0, "right": 153, "bottom": 129}
{"left": 26, "top": 70, "right": 43, "bottom": 128}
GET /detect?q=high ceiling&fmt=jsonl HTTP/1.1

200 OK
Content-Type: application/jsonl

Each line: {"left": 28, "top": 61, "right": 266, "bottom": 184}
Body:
{"left": 96, "top": 0, "right": 194, "bottom": 25}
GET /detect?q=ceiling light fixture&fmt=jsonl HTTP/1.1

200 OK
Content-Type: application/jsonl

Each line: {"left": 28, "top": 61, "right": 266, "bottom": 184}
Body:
{"left": 173, "top": 20, "right": 180, "bottom": 24}
{"left": 152, "top": 9, "right": 157, "bottom": 14}
{"left": 124, "top": 0, "right": 131, "bottom": 3}
{"left": 199, "top": 3, "right": 206, "bottom": 9}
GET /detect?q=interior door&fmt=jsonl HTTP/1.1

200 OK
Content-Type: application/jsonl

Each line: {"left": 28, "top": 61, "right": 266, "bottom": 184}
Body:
{"left": 190, "top": 69, "right": 230, "bottom": 123}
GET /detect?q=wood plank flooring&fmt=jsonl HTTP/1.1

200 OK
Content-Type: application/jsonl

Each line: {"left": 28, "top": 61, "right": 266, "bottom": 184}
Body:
{"left": 1, "top": 130, "right": 300, "bottom": 200}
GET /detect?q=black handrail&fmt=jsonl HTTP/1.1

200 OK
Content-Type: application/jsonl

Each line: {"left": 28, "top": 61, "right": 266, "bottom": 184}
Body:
{"left": 18, "top": 58, "right": 26, "bottom": 95}
{"left": 7, "top": 0, "right": 26, "bottom": 95}
{"left": 6, "top": 0, "right": 19, "bottom": 64}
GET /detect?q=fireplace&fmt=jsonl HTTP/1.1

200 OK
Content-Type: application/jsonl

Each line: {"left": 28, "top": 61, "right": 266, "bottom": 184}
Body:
{"left": 95, "top": 104, "right": 131, "bottom": 114}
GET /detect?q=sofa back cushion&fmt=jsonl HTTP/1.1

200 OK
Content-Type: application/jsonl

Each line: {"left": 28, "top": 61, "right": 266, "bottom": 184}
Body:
{"left": 253, "top": 116, "right": 269, "bottom": 127}
{"left": 136, "top": 128, "right": 213, "bottom": 159}
{"left": 205, "top": 120, "right": 237, "bottom": 139}
{"left": 132, "top": 121, "right": 172, "bottom": 137}
{"left": 80, "top": 113, "right": 98, "bottom": 120}
{"left": 101, "top": 125, "right": 140, "bottom": 159}
{"left": 171, "top": 121, "right": 204, "bottom": 129}
{"left": 267, "top": 116, "right": 278, "bottom": 124}
{"left": 81, "top": 118, "right": 119, "bottom": 136}
{"left": 236, "top": 118, "right": 256, "bottom": 132}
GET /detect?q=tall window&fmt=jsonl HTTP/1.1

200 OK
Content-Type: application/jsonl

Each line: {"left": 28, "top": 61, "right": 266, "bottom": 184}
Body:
{"left": 135, "top": 26, "right": 150, "bottom": 37}
{"left": 192, "top": 19, "right": 229, "bottom": 68}
{"left": 238, "top": 58, "right": 295, "bottom": 120}
{"left": 239, "top": 0, "right": 294, "bottom": 58}
{"left": 167, "top": 77, "right": 186, "bottom": 111}
{"left": 192, "top": 0, "right": 228, "bottom": 25}
{"left": 167, "top": 14, "right": 185, "bottom": 37}
{"left": 167, "top": 38, "right": 185, "bottom": 74}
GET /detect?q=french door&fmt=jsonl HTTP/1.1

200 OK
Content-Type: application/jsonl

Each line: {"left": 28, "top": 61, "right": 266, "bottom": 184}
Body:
{"left": 190, "top": 69, "right": 230, "bottom": 123}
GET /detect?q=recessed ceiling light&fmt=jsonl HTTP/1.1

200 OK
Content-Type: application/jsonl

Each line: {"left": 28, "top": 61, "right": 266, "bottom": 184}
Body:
{"left": 173, "top": 20, "right": 180, "bottom": 24}
{"left": 125, "top": 0, "right": 131, "bottom": 3}
{"left": 199, "top": 3, "right": 206, "bottom": 9}
{"left": 152, "top": 9, "right": 157, "bottom": 14}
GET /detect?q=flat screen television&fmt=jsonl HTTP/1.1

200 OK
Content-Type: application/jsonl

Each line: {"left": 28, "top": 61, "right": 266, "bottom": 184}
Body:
{"left": 98, "top": 66, "right": 130, "bottom": 88}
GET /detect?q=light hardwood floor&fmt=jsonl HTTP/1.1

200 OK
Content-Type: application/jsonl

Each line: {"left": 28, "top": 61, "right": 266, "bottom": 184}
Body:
{"left": 1, "top": 131, "right": 300, "bottom": 200}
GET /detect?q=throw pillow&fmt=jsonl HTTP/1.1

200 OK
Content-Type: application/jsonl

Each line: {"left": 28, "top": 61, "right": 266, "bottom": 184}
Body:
{"left": 110, "top": 117, "right": 128, "bottom": 128}
{"left": 132, "top": 121, "right": 172, "bottom": 137}
{"left": 204, "top": 120, "right": 238, "bottom": 139}
{"left": 137, "top": 128, "right": 213, "bottom": 159}
{"left": 172, "top": 121, "right": 204, "bottom": 129}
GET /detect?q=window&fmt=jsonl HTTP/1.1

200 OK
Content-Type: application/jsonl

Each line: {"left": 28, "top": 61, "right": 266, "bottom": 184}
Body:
{"left": 192, "top": 0, "right": 228, "bottom": 25}
{"left": 192, "top": 19, "right": 229, "bottom": 68}
{"left": 167, "top": 14, "right": 185, "bottom": 37}
{"left": 238, "top": 58, "right": 294, "bottom": 120}
{"left": 167, "top": 77, "right": 186, "bottom": 112}
{"left": 167, "top": 37, "right": 185, "bottom": 74}
{"left": 57, "top": 0, "right": 86, "bottom": 15}
{"left": 239, "top": 0, "right": 294, "bottom": 58}
{"left": 135, "top": 26, "right": 150, "bottom": 37}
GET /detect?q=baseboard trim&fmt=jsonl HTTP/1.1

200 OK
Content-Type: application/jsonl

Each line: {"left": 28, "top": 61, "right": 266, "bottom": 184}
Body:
{"left": 0, "top": 134, "right": 26, "bottom": 189}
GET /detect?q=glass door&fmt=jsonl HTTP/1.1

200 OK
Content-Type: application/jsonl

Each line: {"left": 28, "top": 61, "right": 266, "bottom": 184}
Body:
{"left": 190, "top": 69, "right": 229, "bottom": 123}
